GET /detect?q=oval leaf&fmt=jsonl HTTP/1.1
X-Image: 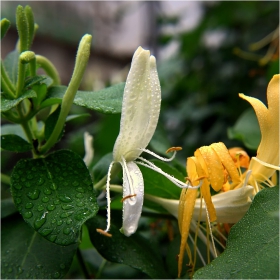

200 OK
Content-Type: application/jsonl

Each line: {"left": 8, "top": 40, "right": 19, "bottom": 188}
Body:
{"left": 194, "top": 186, "right": 279, "bottom": 279}
{"left": 42, "top": 83, "right": 125, "bottom": 114}
{"left": 1, "top": 89, "right": 37, "bottom": 112}
{"left": 1, "top": 214, "right": 78, "bottom": 279}
{"left": 1, "top": 134, "right": 32, "bottom": 152}
{"left": 10, "top": 150, "right": 99, "bottom": 245}
{"left": 3, "top": 49, "right": 19, "bottom": 85}
{"left": 86, "top": 215, "right": 169, "bottom": 279}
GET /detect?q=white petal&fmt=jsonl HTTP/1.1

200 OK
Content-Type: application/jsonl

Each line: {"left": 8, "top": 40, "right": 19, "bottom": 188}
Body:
{"left": 193, "top": 185, "right": 254, "bottom": 223}
{"left": 121, "top": 161, "right": 144, "bottom": 236}
{"left": 113, "top": 46, "right": 161, "bottom": 162}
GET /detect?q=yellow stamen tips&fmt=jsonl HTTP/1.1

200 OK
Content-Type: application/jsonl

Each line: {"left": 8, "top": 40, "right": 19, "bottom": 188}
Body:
{"left": 166, "top": 146, "right": 182, "bottom": 153}
{"left": 121, "top": 194, "right": 137, "bottom": 202}
{"left": 96, "top": 228, "right": 112, "bottom": 237}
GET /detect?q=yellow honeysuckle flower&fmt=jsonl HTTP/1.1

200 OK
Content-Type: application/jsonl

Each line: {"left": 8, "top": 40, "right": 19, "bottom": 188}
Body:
{"left": 238, "top": 74, "right": 280, "bottom": 193}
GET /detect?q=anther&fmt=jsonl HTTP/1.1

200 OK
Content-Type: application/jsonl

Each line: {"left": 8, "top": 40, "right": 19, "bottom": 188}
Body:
{"left": 96, "top": 228, "right": 112, "bottom": 237}
{"left": 121, "top": 194, "right": 137, "bottom": 202}
{"left": 166, "top": 147, "right": 182, "bottom": 153}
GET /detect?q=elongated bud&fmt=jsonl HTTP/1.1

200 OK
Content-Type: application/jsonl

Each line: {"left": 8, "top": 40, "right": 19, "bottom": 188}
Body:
{"left": 24, "top": 5, "right": 35, "bottom": 49}
{"left": 16, "top": 5, "right": 29, "bottom": 52}
{"left": 1, "top": 18, "right": 11, "bottom": 39}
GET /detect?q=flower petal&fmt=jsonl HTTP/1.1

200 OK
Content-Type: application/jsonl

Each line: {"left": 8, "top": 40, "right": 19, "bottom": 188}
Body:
{"left": 193, "top": 185, "right": 254, "bottom": 223}
{"left": 121, "top": 161, "right": 144, "bottom": 237}
{"left": 195, "top": 147, "right": 224, "bottom": 192}
{"left": 210, "top": 142, "right": 241, "bottom": 184}
{"left": 240, "top": 74, "right": 279, "bottom": 183}
{"left": 113, "top": 46, "right": 161, "bottom": 162}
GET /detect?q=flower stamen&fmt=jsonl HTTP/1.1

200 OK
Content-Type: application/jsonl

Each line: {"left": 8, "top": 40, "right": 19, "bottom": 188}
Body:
{"left": 121, "top": 194, "right": 137, "bottom": 202}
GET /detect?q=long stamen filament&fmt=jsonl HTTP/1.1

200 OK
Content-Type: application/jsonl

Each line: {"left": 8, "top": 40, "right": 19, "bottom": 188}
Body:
{"left": 204, "top": 202, "right": 218, "bottom": 258}
{"left": 121, "top": 157, "right": 135, "bottom": 196}
{"left": 103, "top": 161, "right": 114, "bottom": 233}
{"left": 136, "top": 157, "right": 201, "bottom": 189}
{"left": 139, "top": 148, "right": 178, "bottom": 162}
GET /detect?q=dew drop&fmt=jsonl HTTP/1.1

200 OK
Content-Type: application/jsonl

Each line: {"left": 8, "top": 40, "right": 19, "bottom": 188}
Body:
{"left": 15, "top": 198, "right": 22, "bottom": 204}
{"left": 57, "top": 220, "right": 63, "bottom": 226}
{"left": 72, "top": 181, "right": 79, "bottom": 187}
{"left": 60, "top": 264, "right": 65, "bottom": 269}
{"left": 37, "top": 177, "right": 45, "bottom": 185}
{"left": 48, "top": 234, "right": 57, "bottom": 242}
{"left": 36, "top": 264, "right": 43, "bottom": 269}
{"left": 61, "top": 204, "right": 74, "bottom": 210}
{"left": 75, "top": 193, "right": 84, "bottom": 199}
{"left": 76, "top": 187, "right": 84, "bottom": 193}
{"left": 54, "top": 199, "right": 60, "bottom": 205}
{"left": 40, "top": 228, "right": 53, "bottom": 236}
{"left": 66, "top": 218, "right": 72, "bottom": 225}
{"left": 58, "top": 194, "right": 72, "bottom": 203}
{"left": 37, "top": 205, "right": 44, "bottom": 211}
{"left": 18, "top": 266, "right": 23, "bottom": 274}
{"left": 50, "top": 183, "right": 57, "bottom": 190}
{"left": 76, "top": 201, "right": 83, "bottom": 207}
{"left": 34, "top": 214, "right": 47, "bottom": 229}
{"left": 47, "top": 204, "right": 56, "bottom": 211}
{"left": 14, "top": 183, "right": 22, "bottom": 190}
{"left": 41, "top": 196, "right": 50, "bottom": 203}
{"left": 44, "top": 188, "right": 52, "bottom": 195}
{"left": 27, "top": 189, "right": 40, "bottom": 200}
{"left": 24, "top": 211, "right": 33, "bottom": 218}
{"left": 63, "top": 228, "right": 71, "bottom": 235}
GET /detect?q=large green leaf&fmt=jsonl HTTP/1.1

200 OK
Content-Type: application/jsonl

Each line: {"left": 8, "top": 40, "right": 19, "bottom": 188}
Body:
{"left": 1, "top": 90, "right": 37, "bottom": 112}
{"left": 1, "top": 134, "right": 32, "bottom": 152}
{"left": 86, "top": 215, "right": 170, "bottom": 279}
{"left": 10, "top": 150, "right": 99, "bottom": 246}
{"left": 41, "top": 83, "right": 125, "bottom": 114}
{"left": 1, "top": 124, "right": 27, "bottom": 140}
{"left": 228, "top": 108, "right": 261, "bottom": 150}
{"left": 1, "top": 214, "right": 78, "bottom": 279}
{"left": 194, "top": 186, "right": 279, "bottom": 279}
{"left": 3, "top": 49, "right": 19, "bottom": 85}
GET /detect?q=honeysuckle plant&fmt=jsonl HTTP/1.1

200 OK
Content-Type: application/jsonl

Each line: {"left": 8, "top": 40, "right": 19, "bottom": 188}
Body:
{"left": 1, "top": 4, "right": 279, "bottom": 280}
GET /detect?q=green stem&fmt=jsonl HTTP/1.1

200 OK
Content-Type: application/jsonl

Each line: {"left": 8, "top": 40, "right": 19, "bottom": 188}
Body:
{"left": 1, "top": 18, "right": 11, "bottom": 39}
{"left": 36, "top": 55, "right": 61, "bottom": 85}
{"left": 94, "top": 164, "right": 121, "bottom": 191}
{"left": 15, "top": 60, "right": 26, "bottom": 98}
{"left": 38, "top": 34, "right": 92, "bottom": 155}
{"left": 95, "top": 259, "right": 107, "bottom": 279}
{"left": 76, "top": 248, "right": 91, "bottom": 279}
{"left": 1, "top": 173, "right": 11, "bottom": 185}
{"left": 16, "top": 5, "right": 29, "bottom": 53}
{"left": 1, "top": 61, "right": 16, "bottom": 97}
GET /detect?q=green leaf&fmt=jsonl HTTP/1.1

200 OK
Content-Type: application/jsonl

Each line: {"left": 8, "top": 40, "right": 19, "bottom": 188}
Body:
{"left": 1, "top": 124, "right": 27, "bottom": 140}
{"left": 44, "top": 105, "right": 64, "bottom": 142}
{"left": 1, "top": 214, "right": 78, "bottom": 279}
{"left": 86, "top": 215, "right": 170, "bottom": 279}
{"left": 24, "top": 75, "right": 46, "bottom": 89}
{"left": 10, "top": 150, "right": 99, "bottom": 245}
{"left": 3, "top": 50, "right": 19, "bottom": 85}
{"left": 139, "top": 159, "right": 184, "bottom": 199}
{"left": 228, "top": 108, "right": 261, "bottom": 150}
{"left": 66, "top": 113, "right": 90, "bottom": 122}
{"left": 42, "top": 83, "right": 125, "bottom": 114}
{"left": 194, "top": 186, "right": 279, "bottom": 279}
{"left": 1, "top": 134, "right": 32, "bottom": 152}
{"left": 1, "top": 89, "right": 37, "bottom": 112}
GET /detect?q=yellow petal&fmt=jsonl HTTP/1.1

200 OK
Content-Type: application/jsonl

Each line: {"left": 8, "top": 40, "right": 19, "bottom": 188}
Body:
{"left": 210, "top": 142, "right": 241, "bottom": 184}
{"left": 239, "top": 74, "right": 279, "bottom": 183}
{"left": 196, "top": 146, "right": 224, "bottom": 192}
{"left": 228, "top": 147, "right": 250, "bottom": 169}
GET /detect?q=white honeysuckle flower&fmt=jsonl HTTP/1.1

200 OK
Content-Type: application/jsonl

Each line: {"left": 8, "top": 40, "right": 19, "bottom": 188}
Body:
{"left": 96, "top": 46, "right": 200, "bottom": 237}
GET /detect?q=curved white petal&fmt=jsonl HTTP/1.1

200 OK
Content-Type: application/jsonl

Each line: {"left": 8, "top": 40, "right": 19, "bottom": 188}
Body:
{"left": 121, "top": 161, "right": 144, "bottom": 236}
{"left": 113, "top": 46, "right": 161, "bottom": 162}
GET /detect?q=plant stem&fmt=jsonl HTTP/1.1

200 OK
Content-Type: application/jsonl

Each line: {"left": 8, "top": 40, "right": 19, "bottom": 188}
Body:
{"left": 1, "top": 173, "right": 11, "bottom": 185}
{"left": 76, "top": 248, "right": 91, "bottom": 279}
{"left": 36, "top": 55, "right": 61, "bottom": 85}
{"left": 95, "top": 259, "right": 107, "bottom": 279}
